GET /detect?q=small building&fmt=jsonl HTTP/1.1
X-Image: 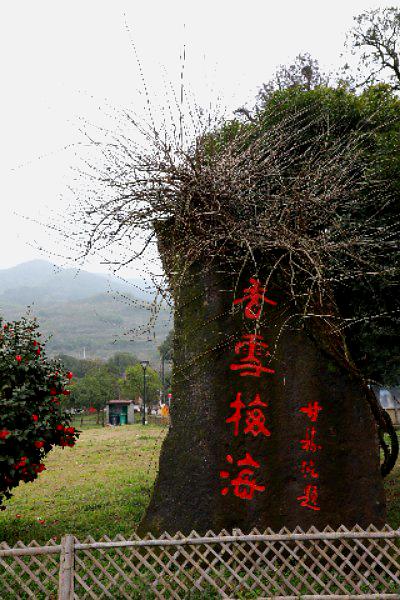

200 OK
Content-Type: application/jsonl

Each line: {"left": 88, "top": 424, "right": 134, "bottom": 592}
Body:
{"left": 376, "top": 387, "right": 400, "bottom": 427}
{"left": 105, "top": 399, "right": 136, "bottom": 425}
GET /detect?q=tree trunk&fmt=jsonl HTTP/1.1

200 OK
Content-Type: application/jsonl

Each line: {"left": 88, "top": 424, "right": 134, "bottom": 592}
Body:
{"left": 138, "top": 251, "right": 386, "bottom": 536}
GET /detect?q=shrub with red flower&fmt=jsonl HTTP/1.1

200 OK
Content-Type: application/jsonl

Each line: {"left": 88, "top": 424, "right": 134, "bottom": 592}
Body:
{"left": 0, "top": 317, "right": 79, "bottom": 507}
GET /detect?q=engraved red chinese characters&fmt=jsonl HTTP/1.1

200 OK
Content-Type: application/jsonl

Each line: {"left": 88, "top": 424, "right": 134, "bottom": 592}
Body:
{"left": 299, "top": 401, "right": 323, "bottom": 423}
{"left": 298, "top": 401, "right": 322, "bottom": 511}
{"left": 230, "top": 334, "right": 275, "bottom": 377}
{"left": 233, "top": 278, "right": 277, "bottom": 320}
{"left": 225, "top": 392, "right": 271, "bottom": 437}
{"left": 220, "top": 453, "right": 266, "bottom": 500}
{"left": 300, "top": 426, "right": 322, "bottom": 453}
{"left": 300, "top": 460, "right": 319, "bottom": 479}
{"left": 297, "top": 484, "right": 321, "bottom": 511}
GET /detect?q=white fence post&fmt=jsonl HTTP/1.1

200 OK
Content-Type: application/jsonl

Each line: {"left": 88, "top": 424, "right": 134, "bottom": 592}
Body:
{"left": 58, "top": 534, "right": 75, "bottom": 600}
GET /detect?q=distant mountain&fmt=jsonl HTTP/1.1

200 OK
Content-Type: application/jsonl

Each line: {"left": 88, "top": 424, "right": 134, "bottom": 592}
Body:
{"left": 0, "top": 260, "right": 56, "bottom": 289}
{"left": 0, "top": 261, "right": 171, "bottom": 363}
{"left": 0, "top": 260, "right": 154, "bottom": 304}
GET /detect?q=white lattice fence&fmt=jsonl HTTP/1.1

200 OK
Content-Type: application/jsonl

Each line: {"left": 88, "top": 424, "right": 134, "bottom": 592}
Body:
{"left": 0, "top": 538, "right": 60, "bottom": 599}
{"left": 0, "top": 526, "right": 399, "bottom": 599}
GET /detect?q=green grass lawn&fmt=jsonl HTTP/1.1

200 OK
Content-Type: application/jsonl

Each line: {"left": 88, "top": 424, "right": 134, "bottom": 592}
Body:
{"left": 0, "top": 423, "right": 168, "bottom": 545}
{"left": 0, "top": 426, "right": 399, "bottom": 546}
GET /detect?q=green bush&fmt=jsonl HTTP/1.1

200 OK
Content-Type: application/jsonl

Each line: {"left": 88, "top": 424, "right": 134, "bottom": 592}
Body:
{"left": 0, "top": 317, "right": 79, "bottom": 506}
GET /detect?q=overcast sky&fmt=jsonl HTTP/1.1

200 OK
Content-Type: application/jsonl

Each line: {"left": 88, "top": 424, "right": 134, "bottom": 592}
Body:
{"left": 1, "top": 0, "right": 398, "bottom": 277}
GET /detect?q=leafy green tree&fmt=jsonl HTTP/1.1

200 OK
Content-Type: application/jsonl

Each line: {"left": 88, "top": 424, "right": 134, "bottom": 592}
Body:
{"left": 119, "top": 364, "right": 161, "bottom": 409}
{"left": 106, "top": 352, "right": 138, "bottom": 377}
{"left": 0, "top": 317, "right": 78, "bottom": 506}
{"left": 72, "top": 366, "right": 118, "bottom": 413}
{"left": 56, "top": 354, "right": 101, "bottom": 378}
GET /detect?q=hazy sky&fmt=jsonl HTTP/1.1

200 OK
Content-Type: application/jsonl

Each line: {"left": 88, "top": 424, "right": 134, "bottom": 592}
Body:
{"left": 1, "top": 0, "right": 397, "bottom": 277}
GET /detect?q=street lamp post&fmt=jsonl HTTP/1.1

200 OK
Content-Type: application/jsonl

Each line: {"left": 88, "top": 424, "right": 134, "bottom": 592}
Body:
{"left": 161, "top": 352, "right": 166, "bottom": 406}
{"left": 140, "top": 360, "right": 149, "bottom": 425}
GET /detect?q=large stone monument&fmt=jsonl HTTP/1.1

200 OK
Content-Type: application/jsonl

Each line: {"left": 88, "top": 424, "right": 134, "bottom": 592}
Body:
{"left": 138, "top": 246, "right": 386, "bottom": 535}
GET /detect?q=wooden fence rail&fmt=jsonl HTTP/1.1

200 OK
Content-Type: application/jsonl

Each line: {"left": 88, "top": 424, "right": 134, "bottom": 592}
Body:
{"left": 0, "top": 526, "right": 399, "bottom": 599}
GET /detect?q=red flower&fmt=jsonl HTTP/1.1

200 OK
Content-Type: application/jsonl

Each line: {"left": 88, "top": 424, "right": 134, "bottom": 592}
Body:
{"left": 0, "top": 429, "right": 10, "bottom": 440}
{"left": 15, "top": 355, "right": 22, "bottom": 362}
{"left": 65, "top": 426, "right": 75, "bottom": 434}
{"left": 15, "top": 456, "right": 27, "bottom": 469}
{"left": 32, "top": 414, "right": 39, "bottom": 422}
{"left": 56, "top": 424, "right": 64, "bottom": 431}
{"left": 34, "top": 440, "right": 45, "bottom": 449}
{"left": 36, "top": 348, "right": 41, "bottom": 356}
{"left": 61, "top": 389, "right": 70, "bottom": 396}
{"left": 66, "top": 371, "right": 73, "bottom": 380}
{"left": 33, "top": 340, "right": 37, "bottom": 347}
{"left": 89, "top": 406, "right": 97, "bottom": 413}
{"left": 3, "top": 324, "right": 8, "bottom": 330}
{"left": 49, "top": 387, "right": 57, "bottom": 396}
